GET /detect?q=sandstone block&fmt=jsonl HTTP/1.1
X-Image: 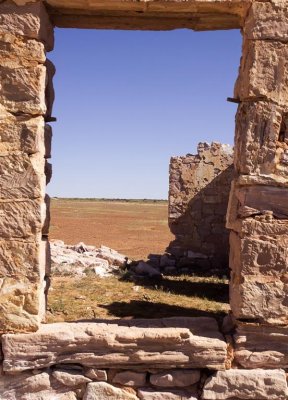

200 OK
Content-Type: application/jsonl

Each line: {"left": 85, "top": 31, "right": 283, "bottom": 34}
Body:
{"left": 235, "top": 40, "right": 288, "bottom": 106}
{"left": 228, "top": 207, "right": 288, "bottom": 324}
{"left": 0, "top": 64, "right": 47, "bottom": 115}
{"left": 202, "top": 369, "right": 288, "bottom": 400}
{"left": 0, "top": 238, "right": 48, "bottom": 279}
{"left": 84, "top": 368, "right": 107, "bottom": 381}
{"left": 234, "top": 101, "right": 288, "bottom": 178}
{"left": 0, "top": 1, "right": 54, "bottom": 51}
{"left": 244, "top": 2, "right": 288, "bottom": 42}
{"left": 0, "top": 371, "right": 78, "bottom": 400}
{"left": 112, "top": 370, "right": 147, "bottom": 387}
{"left": 0, "top": 199, "right": 45, "bottom": 239}
{"left": 0, "top": 152, "right": 45, "bottom": 199}
{"left": 83, "top": 382, "right": 138, "bottom": 400}
{"left": 234, "top": 323, "right": 288, "bottom": 369}
{"left": 52, "top": 369, "right": 91, "bottom": 387}
{"left": 150, "top": 369, "right": 200, "bottom": 388}
{"left": 2, "top": 317, "right": 227, "bottom": 372}
{"left": 0, "top": 33, "right": 45, "bottom": 68}
{"left": 138, "top": 388, "right": 198, "bottom": 400}
{"left": 0, "top": 110, "right": 46, "bottom": 155}
{"left": 0, "top": 276, "right": 46, "bottom": 333}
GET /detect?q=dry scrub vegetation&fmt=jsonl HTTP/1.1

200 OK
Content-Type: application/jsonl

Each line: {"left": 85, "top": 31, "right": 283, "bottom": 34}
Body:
{"left": 47, "top": 199, "right": 229, "bottom": 322}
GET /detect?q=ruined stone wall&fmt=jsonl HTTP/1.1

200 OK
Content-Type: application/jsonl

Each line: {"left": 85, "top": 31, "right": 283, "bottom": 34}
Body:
{"left": 0, "top": 1, "right": 288, "bottom": 400}
{"left": 168, "top": 142, "right": 234, "bottom": 272}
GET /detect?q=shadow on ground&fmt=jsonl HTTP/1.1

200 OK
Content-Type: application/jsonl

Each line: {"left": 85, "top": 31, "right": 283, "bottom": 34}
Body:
{"left": 99, "top": 300, "right": 226, "bottom": 320}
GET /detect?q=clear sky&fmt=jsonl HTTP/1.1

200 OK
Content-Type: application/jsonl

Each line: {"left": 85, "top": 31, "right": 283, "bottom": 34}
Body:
{"left": 48, "top": 28, "right": 242, "bottom": 199}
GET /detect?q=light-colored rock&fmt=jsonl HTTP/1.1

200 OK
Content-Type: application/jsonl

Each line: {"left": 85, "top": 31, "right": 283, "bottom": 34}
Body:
{"left": 150, "top": 369, "right": 200, "bottom": 388}
{"left": 2, "top": 317, "right": 227, "bottom": 372}
{"left": 50, "top": 240, "right": 124, "bottom": 277}
{"left": 0, "top": 1, "right": 54, "bottom": 51}
{"left": 234, "top": 101, "right": 288, "bottom": 178}
{"left": 244, "top": 2, "right": 288, "bottom": 42}
{"left": 202, "top": 369, "right": 288, "bottom": 400}
{"left": 97, "top": 244, "right": 129, "bottom": 267}
{"left": 0, "top": 238, "right": 48, "bottom": 279}
{"left": 112, "top": 370, "right": 147, "bottom": 387}
{"left": 0, "top": 199, "right": 45, "bottom": 239}
{"left": 229, "top": 230, "right": 288, "bottom": 324}
{"left": 0, "top": 64, "right": 47, "bottom": 115}
{"left": 0, "top": 275, "right": 46, "bottom": 333}
{"left": 0, "top": 109, "right": 46, "bottom": 155}
{"left": 235, "top": 40, "right": 288, "bottom": 106}
{"left": 84, "top": 368, "right": 107, "bottom": 381}
{"left": 234, "top": 323, "right": 288, "bottom": 369}
{"left": 138, "top": 388, "right": 198, "bottom": 400}
{"left": 0, "top": 152, "right": 45, "bottom": 199}
{"left": 0, "top": 371, "right": 78, "bottom": 400}
{"left": 52, "top": 369, "right": 91, "bottom": 387}
{"left": 0, "top": 32, "right": 45, "bottom": 68}
{"left": 83, "top": 382, "right": 138, "bottom": 400}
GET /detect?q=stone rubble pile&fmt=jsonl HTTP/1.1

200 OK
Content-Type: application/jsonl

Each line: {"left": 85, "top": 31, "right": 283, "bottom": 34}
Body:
{"left": 50, "top": 240, "right": 129, "bottom": 277}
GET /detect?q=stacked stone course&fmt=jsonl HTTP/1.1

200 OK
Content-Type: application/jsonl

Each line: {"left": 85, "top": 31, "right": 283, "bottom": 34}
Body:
{"left": 168, "top": 142, "right": 234, "bottom": 272}
{"left": 0, "top": 1, "right": 287, "bottom": 399}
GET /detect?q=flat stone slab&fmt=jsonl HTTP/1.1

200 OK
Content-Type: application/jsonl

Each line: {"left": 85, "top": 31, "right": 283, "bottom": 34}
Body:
{"left": 2, "top": 317, "right": 227, "bottom": 372}
{"left": 234, "top": 323, "right": 288, "bottom": 369}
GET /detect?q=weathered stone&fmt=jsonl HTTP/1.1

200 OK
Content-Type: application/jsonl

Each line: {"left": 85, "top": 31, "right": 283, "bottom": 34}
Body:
{"left": 235, "top": 40, "right": 288, "bottom": 106}
{"left": 112, "top": 370, "right": 147, "bottom": 387}
{"left": 0, "top": 64, "right": 47, "bottom": 115}
{"left": 83, "top": 382, "right": 138, "bottom": 400}
{"left": 0, "top": 1, "right": 54, "bottom": 51}
{"left": 0, "top": 238, "right": 48, "bottom": 279}
{"left": 0, "top": 109, "right": 46, "bottom": 155}
{"left": 0, "top": 199, "right": 45, "bottom": 239}
{"left": 234, "top": 101, "right": 288, "bottom": 178}
{"left": 228, "top": 223, "right": 288, "bottom": 324}
{"left": 0, "top": 276, "right": 46, "bottom": 333}
{"left": 0, "top": 371, "right": 78, "bottom": 400}
{"left": 45, "top": 59, "right": 55, "bottom": 119}
{"left": 234, "top": 323, "right": 288, "bottom": 369}
{"left": 84, "top": 368, "right": 107, "bottom": 381}
{"left": 0, "top": 33, "right": 45, "bottom": 68}
{"left": 2, "top": 318, "right": 227, "bottom": 372}
{"left": 150, "top": 369, "right": 200, "bottom": 388}
{"left": 244, "top": 2, "right": 288, "bottom": 42}
{"left": 168, "top": 142, "right": 234, "bottom": 270}
{"left": 138, "top": 388, "right": 198, "bottom": 400}
{"left": 52, "top": 369, "right": 91, "bottom": 387}
{"left": 45, "top": 124, "right": 52, "bottom": 158}
{"left": 0, "top": 153, "right": 45, "bottom": 199}
{"left": 202, "top": 369, "right": 288, "bottom": 400}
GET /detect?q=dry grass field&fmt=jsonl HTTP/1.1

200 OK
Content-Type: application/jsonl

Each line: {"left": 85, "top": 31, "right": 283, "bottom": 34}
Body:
{"left": 50, "top": 198, "right": 173, "bottom": 260}
{"left": 47, "top": 199, "right": 229, "bottom": 322}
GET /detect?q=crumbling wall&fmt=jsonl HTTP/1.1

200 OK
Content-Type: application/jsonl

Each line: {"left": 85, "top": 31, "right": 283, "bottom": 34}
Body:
{"left": 168, "top": 142, "right": 234, "bottom": 272}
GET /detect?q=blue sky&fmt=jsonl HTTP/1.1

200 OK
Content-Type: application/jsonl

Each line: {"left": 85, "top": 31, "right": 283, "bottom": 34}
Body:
{"left": 48, "top": 28, "right": 242, "bottom": 199}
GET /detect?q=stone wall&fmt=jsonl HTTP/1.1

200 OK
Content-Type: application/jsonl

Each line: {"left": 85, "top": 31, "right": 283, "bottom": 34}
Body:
{"left": 0, "top": 1, "right": 288, "bottom": 400}
{"left": 168, "top": 142, "right": 234, "bottom": 272}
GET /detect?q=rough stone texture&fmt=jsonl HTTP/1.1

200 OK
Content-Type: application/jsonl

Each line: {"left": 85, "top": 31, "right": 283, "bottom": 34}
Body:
{"left": 0, "top": 371, "right": 79, "bottom": 400}
{"left": 235, "top": 39, "right": 288, "bottom": 106}
{"left": 168, "top": 142, "right": 234, "bottom": 270}
{"left": 0, "top": 1, "right": 54, "bottom": 50}
{"left": 138, "top": 388, "right": 198, "bottom": 400}
{"left": 112, "top": 371, "right": 147, "bottom": 387}
{"left": 202, "top": 369, "right": 288, "bottom": 400}
{"left": 234, "top": 323, "right": 288, "bottom": 369}
{"left": 83, "top": 382, "right": 138, "bottom": 400}
{"left": 234, "top": 101, "right": 288, "bottom": 181}
{"left": 2, "top": 318, "right": 227, "bottom": 372}
{"left": 84, "top": 368, "right": 107, "bottom": 381}
{"left": 150, "top": 369, "right": 200, "bottom": 388}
